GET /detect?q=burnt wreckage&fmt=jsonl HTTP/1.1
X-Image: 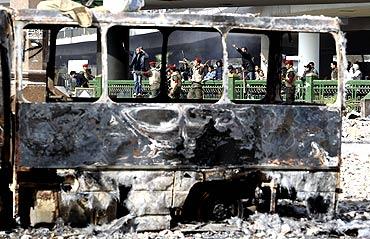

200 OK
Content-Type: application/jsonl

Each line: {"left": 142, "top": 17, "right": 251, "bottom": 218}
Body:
{"left": 0, "top": 9, "right": 346, "bottom": 231}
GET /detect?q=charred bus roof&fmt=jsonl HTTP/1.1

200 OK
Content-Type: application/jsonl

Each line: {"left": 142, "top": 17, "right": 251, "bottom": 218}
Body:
{"left": 13, "top": 9, "right": 342, "bottom": 34}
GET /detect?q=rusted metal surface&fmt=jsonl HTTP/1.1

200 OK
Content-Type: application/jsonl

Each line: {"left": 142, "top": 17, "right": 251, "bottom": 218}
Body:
{"left": 18, "top": 103, "right": 340, "bottom": 169}
{"left": 47, "top": 169, "right": 338, "bottom": 230}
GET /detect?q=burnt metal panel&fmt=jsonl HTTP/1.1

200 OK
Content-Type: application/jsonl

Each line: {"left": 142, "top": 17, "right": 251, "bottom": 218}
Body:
{"left": 15, "top": 10, "right": 341, "bottom": 34}
{"left": 18, "top": 103, "right": 340, "bottom": 169}
{"left": 0, "top": 8, "right": 14, "bottom": 230}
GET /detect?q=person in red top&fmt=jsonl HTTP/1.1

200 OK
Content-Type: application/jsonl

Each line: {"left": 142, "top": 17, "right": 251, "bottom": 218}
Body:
{"left": 283, "top": 60, "right": 297, "bottom": 104}
{"left": 76, "top": 63, "right": 94, "bottom": 87}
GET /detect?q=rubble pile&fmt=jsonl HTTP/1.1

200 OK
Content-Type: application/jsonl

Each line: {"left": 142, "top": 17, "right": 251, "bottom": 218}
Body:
{"left": 1, "top": 117, "right": 370, "bottom": 238}
{"left": 3, "top": 203, "right": 370, "bottom": 239}
{"left": 341, "top": 117, "right": 370, "bottom": 200}
{"left": 342, "top": 115, "right": 370, "bottom": 143}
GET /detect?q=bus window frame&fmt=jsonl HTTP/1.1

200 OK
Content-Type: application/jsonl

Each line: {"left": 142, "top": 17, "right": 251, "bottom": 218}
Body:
{"left": 15, "top": 22, "right": 102, "bottom": 103}
{"left": 13, "top": 10, "right": 346, "bottom": 109}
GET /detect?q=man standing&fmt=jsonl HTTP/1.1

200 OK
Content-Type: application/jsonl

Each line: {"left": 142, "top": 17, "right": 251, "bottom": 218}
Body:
{"left": 185, "top": 57, "right": 204, "bottom": 99}
{"left": 302, "top": 63, "right": 318, "bottom": 79}
{"left": 168, "top": 65, "right": 182, "bottom": 99}
{"left": 130, "top": 46, "right": 149, "bottom": 97}
{"left": 66, "top": 71, "right": 77, "bottom": 93}
{"left": 330, "top": 61, "right": 338, "bottom": 80}
{"left": 146, "top": 61, "right": 161, "bottom": 98}
{"left": 232, "top": 44, "right": 255, "bottom": 80}
{"left": 308, "top": 61, "right": 319, "bottom": 76}
{"left": 283, "top": 60, "right": 297, "bottom": 104}
{"left": 215, "top": 60, "right": 223, "bottom": 80}
{"left": 77, "top": 63, "right": 94, "bottom": 87}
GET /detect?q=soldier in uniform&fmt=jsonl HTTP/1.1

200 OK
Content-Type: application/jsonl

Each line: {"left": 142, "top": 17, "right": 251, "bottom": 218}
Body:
{"left": 168, "top": 65, "right": 182, "bottom": 99}
{"left": 185, "top": 57, "right": 204, "bottom": 99}
{"left": 146, "top": 61, "right": 161, "bottom": 98}
{"left": 283, "top": 60, "right": 297, "bottom": 104}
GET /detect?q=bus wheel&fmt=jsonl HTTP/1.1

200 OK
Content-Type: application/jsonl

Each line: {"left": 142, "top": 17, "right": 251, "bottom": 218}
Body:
{"left": 196, "top": 191, "right": 244, "bottom": 222}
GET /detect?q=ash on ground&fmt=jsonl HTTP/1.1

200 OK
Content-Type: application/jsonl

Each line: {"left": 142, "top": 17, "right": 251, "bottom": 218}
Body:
{"left": 2, "top": 202, "right": 370, "bottom": 239}
{"left": 1, "top": 117, "right": 370, "bottom": 239}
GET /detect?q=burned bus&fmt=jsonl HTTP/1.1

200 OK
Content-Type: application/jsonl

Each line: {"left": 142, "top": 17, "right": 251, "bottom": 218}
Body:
{"left": 0, "top": 9, "right": 345, "bottom": 231}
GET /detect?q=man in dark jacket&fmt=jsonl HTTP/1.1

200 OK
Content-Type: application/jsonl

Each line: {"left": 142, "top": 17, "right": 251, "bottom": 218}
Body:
{"left": 215, "top": 59, "right": 223, "bottom": 80}
{"left": 232, "top": 44, "right": 255, "bottom": 80}
{"left": 130, "top": 46, "right": 149, "bottom": 97}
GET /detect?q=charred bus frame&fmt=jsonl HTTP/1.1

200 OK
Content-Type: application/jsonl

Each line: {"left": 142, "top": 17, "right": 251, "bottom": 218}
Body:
{"left": 0, "top": 9, "right": 346, "bottom": 230}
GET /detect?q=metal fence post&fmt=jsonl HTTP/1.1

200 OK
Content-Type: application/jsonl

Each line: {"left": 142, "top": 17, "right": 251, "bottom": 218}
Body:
{"left": 304, "top": 75, "right": 317, "bottom": 103}
{"left": 95, "top": 76, "right": 102, "bottom": 97}
{"left": 228, "top": 75, "right": 236, "bottom": 100}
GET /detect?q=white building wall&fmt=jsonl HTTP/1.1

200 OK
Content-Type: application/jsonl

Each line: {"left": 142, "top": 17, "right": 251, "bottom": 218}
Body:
{"left": 298, "top": 33, "right": 320, "bottom": 76}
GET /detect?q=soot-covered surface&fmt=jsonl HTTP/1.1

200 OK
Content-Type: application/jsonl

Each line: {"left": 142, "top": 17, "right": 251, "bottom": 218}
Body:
{"left": 18, "top": 103, "right": 340, "bottom": 168}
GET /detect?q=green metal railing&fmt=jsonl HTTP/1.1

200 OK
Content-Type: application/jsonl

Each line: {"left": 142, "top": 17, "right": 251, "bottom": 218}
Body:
{"left": 345, "top": 80, "right": 370, "bottom": 111}
{"left": 88, "top": 76, "right": 370, "bottom": 110}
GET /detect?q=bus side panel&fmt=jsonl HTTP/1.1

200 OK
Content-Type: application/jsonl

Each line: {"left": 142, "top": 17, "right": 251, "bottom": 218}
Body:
{"left": 17, "top": 103, "right": 341, "bottom": 169}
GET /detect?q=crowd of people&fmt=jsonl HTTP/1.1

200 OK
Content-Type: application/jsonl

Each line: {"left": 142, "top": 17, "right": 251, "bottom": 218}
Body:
{"left": 281, "top": 60, "right": 333, "bottom": 103}
{"left": 281, "top": 58, "right": 368, "bottom": 103}
{"left": 124, "top": 45, "right": 368, "bottom": 101}
{"left": 61, "top": 45, "right": 368, "bottom": 102}
{"left": 64, "top": 46, "right": 369, "bottom": 102}
{"left": 130, "top": 45, "right": 266, "bottom": 99}
{"left": 128, "top": 45, "right": 338, "bottom": 101}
